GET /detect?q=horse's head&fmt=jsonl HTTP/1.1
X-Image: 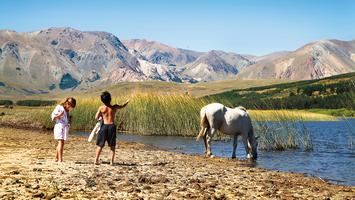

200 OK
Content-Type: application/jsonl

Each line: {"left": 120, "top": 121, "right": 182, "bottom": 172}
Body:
{"left": 247, "top": 136, "right": 258, "bottom": 159}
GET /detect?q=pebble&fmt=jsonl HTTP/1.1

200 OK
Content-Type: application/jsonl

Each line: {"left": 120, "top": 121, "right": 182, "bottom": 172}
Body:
{"left": 32, "top": 192, "right": 45, "bottom": 198}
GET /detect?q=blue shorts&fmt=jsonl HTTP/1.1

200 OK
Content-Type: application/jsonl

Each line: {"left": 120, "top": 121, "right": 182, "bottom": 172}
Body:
{"left": 96, "top": 124, "right": 116, "bottom": 147}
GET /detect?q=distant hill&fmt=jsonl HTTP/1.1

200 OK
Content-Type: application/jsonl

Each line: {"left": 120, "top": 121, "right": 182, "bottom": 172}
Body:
{"left": 237, "top": 40, "right": 355, "bottom": 80}
{"left": 205, "top": 72, "right": 355, "bottom": 111}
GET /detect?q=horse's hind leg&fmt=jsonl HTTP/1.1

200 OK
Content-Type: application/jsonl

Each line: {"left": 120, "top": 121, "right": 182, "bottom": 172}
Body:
{"left": 203, "top": 133, "right": 208, "bottom": 154}
{"left": 232, "top": 134, "right": 238, "bottom": 159}
{"left": 206, "top": 128, "right": 216, "bottom": 157}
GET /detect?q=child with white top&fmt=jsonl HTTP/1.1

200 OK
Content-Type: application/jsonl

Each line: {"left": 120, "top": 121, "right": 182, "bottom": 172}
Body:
{"left": 51, "top": 97, "right": 76, "bottom": 162}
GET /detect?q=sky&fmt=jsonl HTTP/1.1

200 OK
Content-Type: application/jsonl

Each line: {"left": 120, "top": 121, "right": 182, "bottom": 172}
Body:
{"left": 0, "top": 0, "right": 354, "bottom": 55}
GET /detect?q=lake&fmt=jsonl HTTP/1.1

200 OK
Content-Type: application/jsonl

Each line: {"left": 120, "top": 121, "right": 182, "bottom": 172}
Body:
{"left": 78, "top": 119, "right": 355, "bottom": 186}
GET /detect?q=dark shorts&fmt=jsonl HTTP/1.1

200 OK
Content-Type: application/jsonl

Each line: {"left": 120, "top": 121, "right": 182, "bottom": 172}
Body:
{"left": 96, "top": 124, "right": 117, "bottom": 147}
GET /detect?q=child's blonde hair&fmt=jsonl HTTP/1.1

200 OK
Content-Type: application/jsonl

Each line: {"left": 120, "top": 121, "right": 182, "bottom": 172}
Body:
{"left": 59, "top": 97, "right": 76, "bottom": 108}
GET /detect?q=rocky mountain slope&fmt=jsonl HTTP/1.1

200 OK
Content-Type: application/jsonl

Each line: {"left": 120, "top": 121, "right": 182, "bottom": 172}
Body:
{"left": 236, "top": 40, "right": 355, "bottom": 80}
{"left": 0, "top": 28, "right": 147, "bottom": 94}
{"left": 123, "top": 39, "right": 254, "bottom": 82}
{"left": 0, "top": 27, "right": 354, "bottom": 95}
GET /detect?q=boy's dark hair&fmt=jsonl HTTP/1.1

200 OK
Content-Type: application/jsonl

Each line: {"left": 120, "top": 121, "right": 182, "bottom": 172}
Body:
{"left": 101, "top": 91, "right": 111, "bottom": 106}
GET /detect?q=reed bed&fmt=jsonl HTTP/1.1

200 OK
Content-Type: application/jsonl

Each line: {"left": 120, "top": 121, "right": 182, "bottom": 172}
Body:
{"left": 1, "top": 93, "right": 333, "bottom": 151}
{"left": 251, "top": 110, "right": 314, "bottom": 151}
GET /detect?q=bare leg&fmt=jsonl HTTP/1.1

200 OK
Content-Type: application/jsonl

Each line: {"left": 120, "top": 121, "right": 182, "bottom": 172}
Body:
{"left": 58, "top": 140, "right": 64, "bottom": 162}
{"left": 232, "top": 134, "right": 238, "bottom": 159}
{"left": 95, "top": 146, "right": 103, "bottom": 165}
{"left": 55, "top": 142, "right": 59, "bottom": 162}
{"left": 110, "top": 146, "right": 115, "bottom": 165}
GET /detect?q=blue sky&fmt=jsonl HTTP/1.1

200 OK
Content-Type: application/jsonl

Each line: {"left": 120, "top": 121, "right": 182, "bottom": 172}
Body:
{"left": 0, "top": 0, "right": 354, "bottom": 55}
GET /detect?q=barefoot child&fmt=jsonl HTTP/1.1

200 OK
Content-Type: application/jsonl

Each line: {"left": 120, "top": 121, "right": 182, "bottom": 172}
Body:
{"left": 94, "top": 91, "right": 129, "bottom": 165}
{"left": 51, "top": 97, "right": 76, "bottom": 162}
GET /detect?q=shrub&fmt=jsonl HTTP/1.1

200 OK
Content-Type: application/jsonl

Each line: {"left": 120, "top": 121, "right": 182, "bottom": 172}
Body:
{"left": 16, "top": 100, "right": 56, "bottom": 107}
{"left": 0, "top": 100, "right": 13, "bottom": 105}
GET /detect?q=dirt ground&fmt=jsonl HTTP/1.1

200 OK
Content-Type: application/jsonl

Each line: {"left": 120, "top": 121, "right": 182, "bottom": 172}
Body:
{"left": 0, "top": 127, "right": 354, "bottom": 199}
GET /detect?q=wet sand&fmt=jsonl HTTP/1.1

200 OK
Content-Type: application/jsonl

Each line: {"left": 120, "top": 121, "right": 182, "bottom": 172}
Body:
{"left": 0, "top": 127, "right": 354, "bottom": 199}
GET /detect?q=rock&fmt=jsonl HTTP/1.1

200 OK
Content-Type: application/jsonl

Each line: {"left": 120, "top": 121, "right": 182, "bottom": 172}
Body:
{"left": 12, "top": 179, "right": 23, "bottom": 185}
{"left": 45, "top": 192, "right": 59, "bottom": 200}
{"left": 10, "top": 170, "right": 20, "bottom": 175}
{"left": 33, "top": 185, "right": 40, "bottom": 190}
{"left": 32, "top": 192, "right": 45, "bottom": 198}
{"left": 138, "top": 175, "right": 168, "bottom": 184}
{"left": 142, "top": 185, "right": 152, "bottom": 190}
{"left": 85, "top": 178, "right": 96, "bottom": 187}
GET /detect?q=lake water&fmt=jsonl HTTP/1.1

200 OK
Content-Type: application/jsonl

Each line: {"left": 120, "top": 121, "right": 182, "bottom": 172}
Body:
{"left": 78, "top": 119, "right": 355, "bottom": 186}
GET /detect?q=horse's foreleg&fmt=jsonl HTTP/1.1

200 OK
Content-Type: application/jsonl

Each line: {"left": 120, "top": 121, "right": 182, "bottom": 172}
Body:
{"left": 206, "top": 128, "right": 216, "bottom": 157}
{"left": 232, "top": 134, "right": 238, "bottom": 159}
{"left": 242, "top": 133, "right": 252, "bottom": 159}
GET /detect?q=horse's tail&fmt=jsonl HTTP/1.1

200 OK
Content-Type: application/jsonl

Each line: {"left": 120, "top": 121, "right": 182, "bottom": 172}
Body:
{"left": 196, "top": 112, "right": 209, "bottom": 141}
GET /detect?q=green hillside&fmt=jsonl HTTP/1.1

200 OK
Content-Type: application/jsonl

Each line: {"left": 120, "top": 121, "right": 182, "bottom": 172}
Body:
{"left": 204, "top": 73, "right": 355, "bottom": 115}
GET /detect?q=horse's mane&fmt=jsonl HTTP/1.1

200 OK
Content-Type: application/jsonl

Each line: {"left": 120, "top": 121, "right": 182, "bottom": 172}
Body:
{"left": 236, "top": 106, "right": 247, "bottom": 112}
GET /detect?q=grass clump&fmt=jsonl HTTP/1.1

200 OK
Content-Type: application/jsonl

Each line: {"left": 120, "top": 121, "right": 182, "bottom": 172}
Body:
{"left": 252, "top": 110, "right": 313, "bottom": 151}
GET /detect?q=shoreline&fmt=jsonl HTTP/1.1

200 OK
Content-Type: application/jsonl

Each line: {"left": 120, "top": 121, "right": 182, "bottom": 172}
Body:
{"left": 0, "top": 127, "right": 354, "bottom": 199}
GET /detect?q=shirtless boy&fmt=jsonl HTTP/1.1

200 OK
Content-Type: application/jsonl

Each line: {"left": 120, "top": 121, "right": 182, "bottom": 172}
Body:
{"left": 94, "top": 91, "right": 129, "bottom": 165}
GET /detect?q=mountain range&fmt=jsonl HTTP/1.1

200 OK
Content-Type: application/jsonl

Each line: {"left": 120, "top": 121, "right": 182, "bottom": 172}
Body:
{"left": 0, "top": 27, "right": 354, "bottom": 95}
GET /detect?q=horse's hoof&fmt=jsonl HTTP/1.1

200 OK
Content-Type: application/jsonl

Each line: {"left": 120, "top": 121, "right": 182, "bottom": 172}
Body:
{"left": 247, "top": 154, "right": 257, "bottom": 160}
{"left": 210, "top": 155, "right": 215, "bottom": 158}
{"left": 231, "top": 156, "right": 236, "bottom": 159}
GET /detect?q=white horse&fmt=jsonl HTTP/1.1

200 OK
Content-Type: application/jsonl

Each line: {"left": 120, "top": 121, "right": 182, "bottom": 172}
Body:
{"left": 196, "top": 103, "right": 258, "bottom": 159}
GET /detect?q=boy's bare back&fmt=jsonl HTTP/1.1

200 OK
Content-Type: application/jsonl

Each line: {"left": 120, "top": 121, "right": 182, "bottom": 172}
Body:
{"left": 98, "top": 105, "right": 117, "bottom": 124}
{"left": 95, "top": 100, "right": 129, "bottom": 124}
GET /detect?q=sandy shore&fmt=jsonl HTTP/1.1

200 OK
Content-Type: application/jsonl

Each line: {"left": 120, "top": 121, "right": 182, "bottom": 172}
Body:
{"left": 0, "top": 127, "right": 354, "bottom": 199}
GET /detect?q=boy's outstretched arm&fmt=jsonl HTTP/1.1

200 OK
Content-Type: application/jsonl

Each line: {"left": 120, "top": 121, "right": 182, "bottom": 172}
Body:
{"left": 114, "top": 99, "right": 130, "bottom": 109}
{"left": 95, "top": 106, "right": 103, "bottom": 120}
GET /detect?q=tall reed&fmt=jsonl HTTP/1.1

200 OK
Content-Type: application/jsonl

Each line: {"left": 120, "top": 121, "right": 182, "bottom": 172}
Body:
{"left": 250, "top": 109, "right": 313, "bottom": 151}
{"left": 31, "top": 92, "right": 321, "bottom": 151}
